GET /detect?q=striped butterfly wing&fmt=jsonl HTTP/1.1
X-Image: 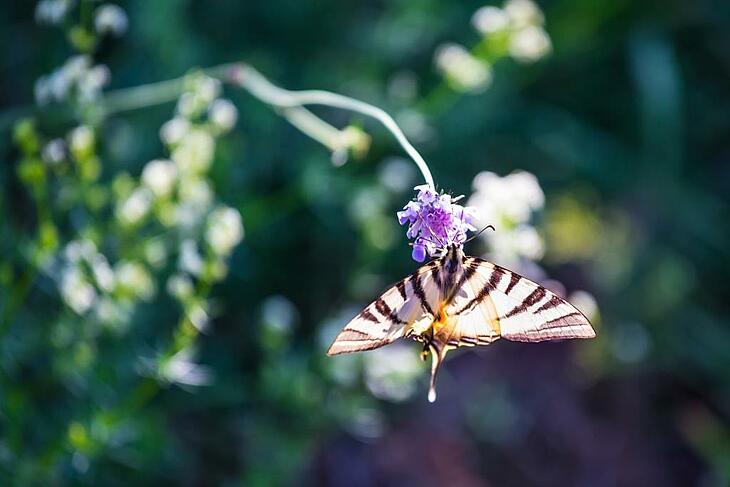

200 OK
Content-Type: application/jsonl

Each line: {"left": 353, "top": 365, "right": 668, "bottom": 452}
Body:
{"left": 452, "top": 256, "right": 595, "bottom": 343}
{"left": 326, "top": 262, "right": 442, "bottom": 356}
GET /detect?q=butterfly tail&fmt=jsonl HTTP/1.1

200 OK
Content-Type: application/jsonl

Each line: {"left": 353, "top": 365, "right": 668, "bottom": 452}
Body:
{"left": 427, "top": 343, "right": 446, "bottom": 403}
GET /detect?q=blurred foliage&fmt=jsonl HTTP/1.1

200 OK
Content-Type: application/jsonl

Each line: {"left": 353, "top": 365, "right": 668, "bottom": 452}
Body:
{"left": 1, "top": 0, "right": 730, "bottom": 486}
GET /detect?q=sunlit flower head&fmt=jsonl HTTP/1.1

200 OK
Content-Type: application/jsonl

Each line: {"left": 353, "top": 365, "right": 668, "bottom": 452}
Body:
{"left": 397, "top": 185, "right": 478, "bottom": 262}
{"left": 434, "top": 43, "right": 492, "bottom": 93}
{"left": 206, "top": 206, "right": 244, "bottom": 256}
{"left": 141, "top": 159, "right": 178, "bottom": 198}
{"left": 472, "top": 6, "right": 510, "bottom": 35}
{"left": 509, "top": 25, "right": 552, "bottom": 62}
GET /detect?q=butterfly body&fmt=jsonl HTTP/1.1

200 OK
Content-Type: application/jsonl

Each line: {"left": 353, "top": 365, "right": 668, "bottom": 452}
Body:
{"left": 328, "top": 245, "right": 595, "bottom": 402}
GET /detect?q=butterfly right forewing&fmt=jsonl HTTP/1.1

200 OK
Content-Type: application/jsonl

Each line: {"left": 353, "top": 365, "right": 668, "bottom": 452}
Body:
{"left": 465, "top": 258, "right": 595, "bottom": 342}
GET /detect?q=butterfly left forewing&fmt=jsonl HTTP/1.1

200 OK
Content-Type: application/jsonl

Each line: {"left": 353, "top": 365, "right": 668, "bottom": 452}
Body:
{"left": 327, "top": 261, "right": 442, "bottom": 356}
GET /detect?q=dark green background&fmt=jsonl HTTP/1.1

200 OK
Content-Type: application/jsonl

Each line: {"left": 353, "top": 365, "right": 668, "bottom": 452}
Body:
{"left": 1, "top": 0, "right": 729, "bottom": 485}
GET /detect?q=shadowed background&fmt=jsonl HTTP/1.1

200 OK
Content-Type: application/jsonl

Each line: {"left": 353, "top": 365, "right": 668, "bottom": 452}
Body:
{"left": 1, "top": 0, "right": 729, "bottom": 486}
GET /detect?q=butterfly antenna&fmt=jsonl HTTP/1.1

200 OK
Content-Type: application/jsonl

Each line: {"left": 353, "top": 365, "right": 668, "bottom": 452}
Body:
{"left": 465, "top": 224, "right": 495, "bottom": 244}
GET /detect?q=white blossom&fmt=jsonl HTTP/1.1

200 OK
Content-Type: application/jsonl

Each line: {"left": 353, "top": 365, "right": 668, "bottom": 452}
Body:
{"left": 206, "top": 206, "right": 244, "bottom": 255}
{"left": 487, "top": 224, "right": 544, "bottom": 264}
{"left": 160, "top": 117, "right": 191, "bottom": 146}
{"left": 504, "top": 0, "right": 544, "bottom": 28}
{"left": 94, "top": 4, "right": 128, "bottom": 36}
{"left": 179, "top": 240, "right": 203, "bottom": 275}
{"left": 509, "top": 25, "right": 552, "bottom": 62}
{"left": 183, "top": 181, "right": 213, "bottom": 207}
{"left": 188, "top": 303, "right": 209, "bottom": 332}
{"left": 196, "top": 77, "right": 222, "bottom": 105}
{"left": 160, "top": 348, "right": 212, "bottom": 386}
{"left": 468, "top": 170, "right": 546, "bottom": 266}
{"left": 171, "top": 129, "right": 215, "bottom": 174}
{"left": 208, "top": 99, "right": 238, "bottom": 132}
{"left": 78, "top": 65, "right": 111, "bottom": 101}
{"left": 116, "top": 187, "right": 152, "bottom": 226}
{"left": 176, "top": 76, "right": 221, "bottom": 118}
{"left": 435, "top": 43, "right": 492, "bottom": 93}
{"left": 63, "top": 240, "right": 96, "bottom": 263}
{"left": 36, "top": 56, "right": 110, "bottom": 105}
{"left": 469, "top": 170, "right": 544, "bottom": 225}
{"left": 141, "top": 159, "right": 178, "bottom": 198}
{"left": 60, "top": 267, "right": 97, "bottom": 314}
{"left": 90, "top": 254, "right": 115, "bottom": 292}
{"left": 472, "top": 6, "right": 510, "bottom": 35}
{"left": 176, "top": 92, "right": 198, "bottom": 118}
{"left": 35, "top": 0, "right": 74, "bottom": 25}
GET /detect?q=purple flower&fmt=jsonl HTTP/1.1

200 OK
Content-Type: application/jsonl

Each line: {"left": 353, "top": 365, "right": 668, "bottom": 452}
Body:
{"left": 397, "top": 185, "right": 479, "bottom": 261}
{"left": 412, "top": 242, "right": 427, "bottom": 262}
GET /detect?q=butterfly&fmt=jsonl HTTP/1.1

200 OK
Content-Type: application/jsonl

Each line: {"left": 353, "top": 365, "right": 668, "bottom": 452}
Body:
{"left": 327, "top": 244, "right": 596, "bottom": 402}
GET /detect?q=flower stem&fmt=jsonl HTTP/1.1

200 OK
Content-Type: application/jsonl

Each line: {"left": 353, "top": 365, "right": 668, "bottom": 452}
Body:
{"left": 227, "top": 63, "right": 435, "bottom": 190}
{"left": 0, "top": 62, "right": 436, "bottom": 191}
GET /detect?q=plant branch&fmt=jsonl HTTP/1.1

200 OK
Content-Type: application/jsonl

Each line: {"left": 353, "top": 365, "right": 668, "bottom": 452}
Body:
{"left": 227, "top": 63, "right": 435, "bottom": 189}
{"left": 1, "top": 62, "right": 435, "bottom": 190}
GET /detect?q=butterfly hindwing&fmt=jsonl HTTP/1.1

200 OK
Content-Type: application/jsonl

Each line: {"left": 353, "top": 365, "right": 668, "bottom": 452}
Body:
{"left": 326, "top": 261, "right": 442, "bottom": 356}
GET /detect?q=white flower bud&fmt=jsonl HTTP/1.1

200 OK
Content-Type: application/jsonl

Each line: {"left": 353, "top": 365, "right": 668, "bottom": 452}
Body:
{"left": 141, "top": 159, "right": 178, "bottom": 198}
{"left": 504, "top": 0, "right": 544, "bottom": 28}
{"left": 197, "top": 77, "right": 221, "bottom": 105}
{"left": 206, "top": 206, "right": 244, "bottom": 256}
{"left": 94, "top": 4, "right": 128, "bottom": 36}
{"left": 160, "top": 117, "right": 191, "bottom": 146}
{"left": 472, "top": 6, "right": 510, "bottom": 35}
{"left": 171, "top": 129, "right": 215, "bottom": 174}
{"left": 117, "top": 187, "right": 152, "bottom": 226}
{"left": 509, "top": 25, "right": 552, "bottom": 62}
{"left": 60, "top": 267, "right": 97, "bottom": 314}
{"left": 179, "top": 240, "right": 204, "bottom": 275}
{"left": 435, "top": 43, "right": 492, "bottom": 93}
{"left": 208, "top": 99, "right": 238, "bottom": 132}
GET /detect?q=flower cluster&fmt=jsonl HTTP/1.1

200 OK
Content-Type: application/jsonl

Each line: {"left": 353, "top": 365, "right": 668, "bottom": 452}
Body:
{"left": 467, "top": 170, "right": 545, "bottom": 266}
{"left": 472, "top": 0, "right": 552, "bottom": 62}
{"left": 397, "top": 185, "right": 478, "bottom": 262}
{"left": 435, "top": 0, "right": 551, "bottom": 93}
{"left": 435, "top": 44, "right": 492, "bottom": 93}
{"left": 34, "top": 55, "right": 110, "bottom": 105}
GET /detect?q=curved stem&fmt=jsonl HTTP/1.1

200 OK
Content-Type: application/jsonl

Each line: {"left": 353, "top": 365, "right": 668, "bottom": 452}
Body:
{"left": 228, "top": 64, "right": 435, "bottom": 190}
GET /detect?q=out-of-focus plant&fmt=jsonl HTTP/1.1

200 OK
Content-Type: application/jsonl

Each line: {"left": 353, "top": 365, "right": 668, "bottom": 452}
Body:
{"left": 1, "top": 0, "right": 602, "bottom": 483}
{"left": 436, "top": 0, "right": 551, "bottom": 93}
{"left": 5, "top": 1, "right": 246, "bottom": 480}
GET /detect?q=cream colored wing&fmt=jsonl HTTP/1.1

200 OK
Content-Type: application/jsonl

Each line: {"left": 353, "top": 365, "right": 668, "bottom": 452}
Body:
{"left": 326, "top": 261, "right": 443, "bottom": 355}
{"left": 452, "top": 257, "right": 595, "bottom": 343}
{"left": 443, "top": 257, "right": 502, "bottom": 348}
